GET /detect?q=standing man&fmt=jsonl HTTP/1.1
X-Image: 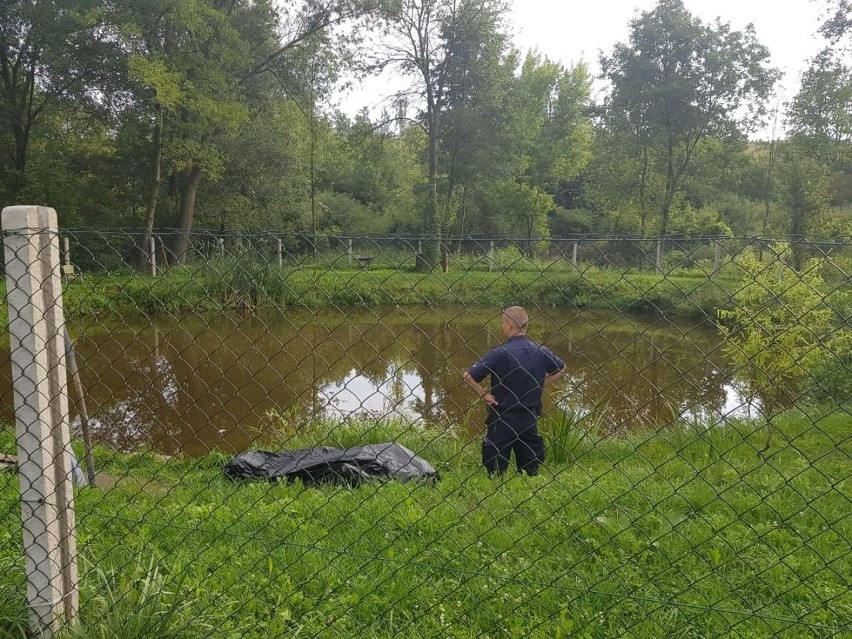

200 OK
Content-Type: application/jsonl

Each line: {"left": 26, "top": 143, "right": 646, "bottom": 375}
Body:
{"left": 463, "top": 306, "right": 566, "bottom": 476}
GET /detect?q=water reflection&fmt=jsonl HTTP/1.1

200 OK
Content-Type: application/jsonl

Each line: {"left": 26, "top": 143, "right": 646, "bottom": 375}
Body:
{"left": 320, "top": 367, "right": 426, "bottom": 422}
{"left": 0, "top": 307, "right": 759, "bottom": 456}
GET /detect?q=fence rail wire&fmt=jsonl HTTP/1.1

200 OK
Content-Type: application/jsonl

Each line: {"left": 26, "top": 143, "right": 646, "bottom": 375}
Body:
{"left": 1, "top": 227, "right": 850, "bottom": 638}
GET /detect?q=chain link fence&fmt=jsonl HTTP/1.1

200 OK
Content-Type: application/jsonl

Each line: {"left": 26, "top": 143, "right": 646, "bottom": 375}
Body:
{"left": 1, "top": 216, "right": 850, "bottom": 638}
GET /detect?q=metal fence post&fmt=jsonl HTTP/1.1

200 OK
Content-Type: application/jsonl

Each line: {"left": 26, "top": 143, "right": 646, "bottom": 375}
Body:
{"left": 2, "top": 206, "right": 78, "bottom": 637}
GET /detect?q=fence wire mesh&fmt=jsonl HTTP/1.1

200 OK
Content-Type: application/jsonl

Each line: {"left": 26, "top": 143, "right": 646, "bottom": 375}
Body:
{"left": 1, "top": 229, "right": 850, "bottom": 638}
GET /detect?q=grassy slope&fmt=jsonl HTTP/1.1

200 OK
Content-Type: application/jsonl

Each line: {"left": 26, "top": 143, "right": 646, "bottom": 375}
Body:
{"left": 0, "top": 411, "right": 849, "bottom": 639}
{"left": 0, "top": 266, "right": 736, "bottom": 330}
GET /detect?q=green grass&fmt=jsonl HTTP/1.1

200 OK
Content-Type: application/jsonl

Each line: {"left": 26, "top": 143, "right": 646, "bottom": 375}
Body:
{"left": 0, "top": 262, "right": 739, "bottom": 335}
{"left": 2, "top": 253, "right": 847, "bottom": 339}
{"left": 0, "top": 409, "right": 849, "bottom": 638}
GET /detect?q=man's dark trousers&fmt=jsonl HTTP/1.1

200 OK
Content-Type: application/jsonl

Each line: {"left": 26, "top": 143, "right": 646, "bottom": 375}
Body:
{"left": 482, "top": 410, "right": 545, "bottom": 476}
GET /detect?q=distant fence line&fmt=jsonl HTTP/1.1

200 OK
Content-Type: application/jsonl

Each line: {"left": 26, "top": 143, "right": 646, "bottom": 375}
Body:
{"left": 42, "top": 229, "right": 852, "bottom": 276}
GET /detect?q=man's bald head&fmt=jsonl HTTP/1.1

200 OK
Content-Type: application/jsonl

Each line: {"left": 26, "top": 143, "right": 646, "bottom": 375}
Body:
{"left": 502, "top": 306, "right": 529, "bottom": 333}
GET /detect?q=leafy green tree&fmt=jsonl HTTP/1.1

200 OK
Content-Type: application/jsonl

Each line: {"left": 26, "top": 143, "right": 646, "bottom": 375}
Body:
{"left": 109, "top": 0, "right": 262, "bottom": 261}
{"left": 819, "top": 0, "right": 851, "bottom": 44}
{"left": 112, "top": 0, "right": 384, "bottom": 263}
{"left": 0, "top": 0, "right": 115, "bottom": 201}
{"left": 439, "top": 16, "right": 516, "bottom": 236}
{"left": 379, "top": 0, "right": 509, "bottom": 267}
{"left": 787, "top": 50, "right": 852, "bottom": 170}
{"left": 719, "top": 245, "right": 836, "bottom": 447}
{"left": 200, "top": 99, "right": 318, "bottom": 231}
{"left": 523, "top": 60, "right": 594, "bottom": 194}
{"left": 777, "top": 148, "right": 830, "bottom": 268}
{"left": 600, "top": 0, "right": 779, "bottom": 235}
{"left": 782, "top": 1, "right": 851, "bottom": 254}
{"left": 482, "top": 180, "right": 554, "bottom": 245}
{"left": 437, "top": 51, "right": 593, "bottom": 238}
{"left": 320, "top": 111, "right": 424, "bottom": 234}
{"left": 18, "top": 103, "right": 129, "bottom": 225}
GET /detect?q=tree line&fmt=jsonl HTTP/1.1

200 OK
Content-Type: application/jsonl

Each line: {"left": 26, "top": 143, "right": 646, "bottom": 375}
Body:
{"left": 1, "top": 0, "right": 849, "bottom": 266}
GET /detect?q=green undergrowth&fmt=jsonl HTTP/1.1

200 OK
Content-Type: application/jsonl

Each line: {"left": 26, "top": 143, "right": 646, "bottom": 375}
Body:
{"left": 3, "top": 259, "right": 849, "bottom": 343}
{"left": 1, "top": 258, "right": 849, "bottom": 345}
{"left": 0, "top": 408, "right": 850, "bottom": 638}
{"left": 0, "top": 265, "right": 737, "bottom": 334}
{"left": 252, "top": 267, "right": 735, "bottom": 319}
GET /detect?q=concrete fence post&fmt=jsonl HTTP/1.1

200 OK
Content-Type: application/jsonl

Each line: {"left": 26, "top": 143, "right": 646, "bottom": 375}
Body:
{"left": 713, "top": 239, "right": 722, "bottom": 274}
{"left": 488, "top": 240, "right": 495, "bottom": 272}
{"left": 656, "top": 238, "right": 664, "bottom": 273}
{"left": 2, "top": 206, "right": 78, "bottom": 637}
{"left": 149, "top": 236, "right": 157, "bottom": 277}
{"left": 277, "top": 238, "right": 283, "bottom": 269}
{"left": 572, "top": 241, "right": 578, "bottom": 268}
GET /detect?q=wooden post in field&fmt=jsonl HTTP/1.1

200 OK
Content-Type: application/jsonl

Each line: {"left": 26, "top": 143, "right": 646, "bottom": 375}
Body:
{"left": 2, "top": 206, "right": 78, "bottom": 637}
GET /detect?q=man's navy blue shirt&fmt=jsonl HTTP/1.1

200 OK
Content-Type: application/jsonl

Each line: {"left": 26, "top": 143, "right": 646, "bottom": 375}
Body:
{"left": 468, "top": 335, "right": 564, "bottom": 417}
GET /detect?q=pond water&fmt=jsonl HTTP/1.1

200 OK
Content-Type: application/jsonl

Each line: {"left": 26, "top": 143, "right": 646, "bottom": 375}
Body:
{"left": 0, "top": 306, "right": 758, "bottom": 456}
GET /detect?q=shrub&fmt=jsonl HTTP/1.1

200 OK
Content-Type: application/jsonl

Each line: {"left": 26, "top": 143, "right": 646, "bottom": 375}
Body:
{"left": 718, "top": 244, "right": 835, "bottom": 410}
{"left": 807, "top": 330, "right": 852, "bottom": 404}
{"left": 204, "top": 257, "right": 293, "bottom": 308}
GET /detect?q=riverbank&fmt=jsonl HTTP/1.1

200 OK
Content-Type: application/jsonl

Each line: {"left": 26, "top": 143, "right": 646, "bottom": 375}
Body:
{"left": 1, "top": 409, "right": 849, "bottom": 638}
{"left": 0, "top": 260, "right": 844, "bottom": 343}
{"left": 51, "top": 265, "right": 737, "bottom": 322}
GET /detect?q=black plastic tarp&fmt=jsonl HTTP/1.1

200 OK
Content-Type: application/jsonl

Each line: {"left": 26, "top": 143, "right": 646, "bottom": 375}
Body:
{"left": 223, "top": 442, "right": 439, "bottom": 485}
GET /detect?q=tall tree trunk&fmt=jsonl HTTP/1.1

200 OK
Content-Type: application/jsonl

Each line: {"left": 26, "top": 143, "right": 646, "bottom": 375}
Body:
{"left": 419, "top": 109, "right": 441, "bottom": 272}
{"left": 458, "top": 182, "right": 468, "bottom": 238}
{"left": 660, "top": 138, "right": 675, "bottom": 236}
{"left": 139, "top": 109, "right": 163, "bottom": 271}
{"left": 172, "top": 165, "right": 203, "bottom": 265}
{"left": 790, "top": 203, "right": 806, "bottom": 271}
{"left": 638, "top": 147, "right": 649, "bottom": 236}
{"left": 4, "top": 123, "right": 29, "bottom": 200}
{"left": 1, "top": 51, "right": 37, "bottom": 200}
{"left": 12, "top": 123, "right": 28, "bottom": 175}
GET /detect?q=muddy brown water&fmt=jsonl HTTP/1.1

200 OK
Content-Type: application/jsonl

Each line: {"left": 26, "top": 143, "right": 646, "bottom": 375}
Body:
{"left": 0, "top": 306, "right": 757, "bottom": 456}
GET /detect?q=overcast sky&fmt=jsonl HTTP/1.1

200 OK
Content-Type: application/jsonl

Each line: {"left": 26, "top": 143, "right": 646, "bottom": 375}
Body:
{"left": 336, "top": 0, "right": 834, "bottom": 139}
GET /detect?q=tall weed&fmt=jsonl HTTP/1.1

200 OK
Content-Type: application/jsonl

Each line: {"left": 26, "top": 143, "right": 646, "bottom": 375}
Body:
{"left": 541, "top": 405, "right": 603, "bottom": 464}
{"left": 62, "top": 558, "right": 196, "bottom": 639}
